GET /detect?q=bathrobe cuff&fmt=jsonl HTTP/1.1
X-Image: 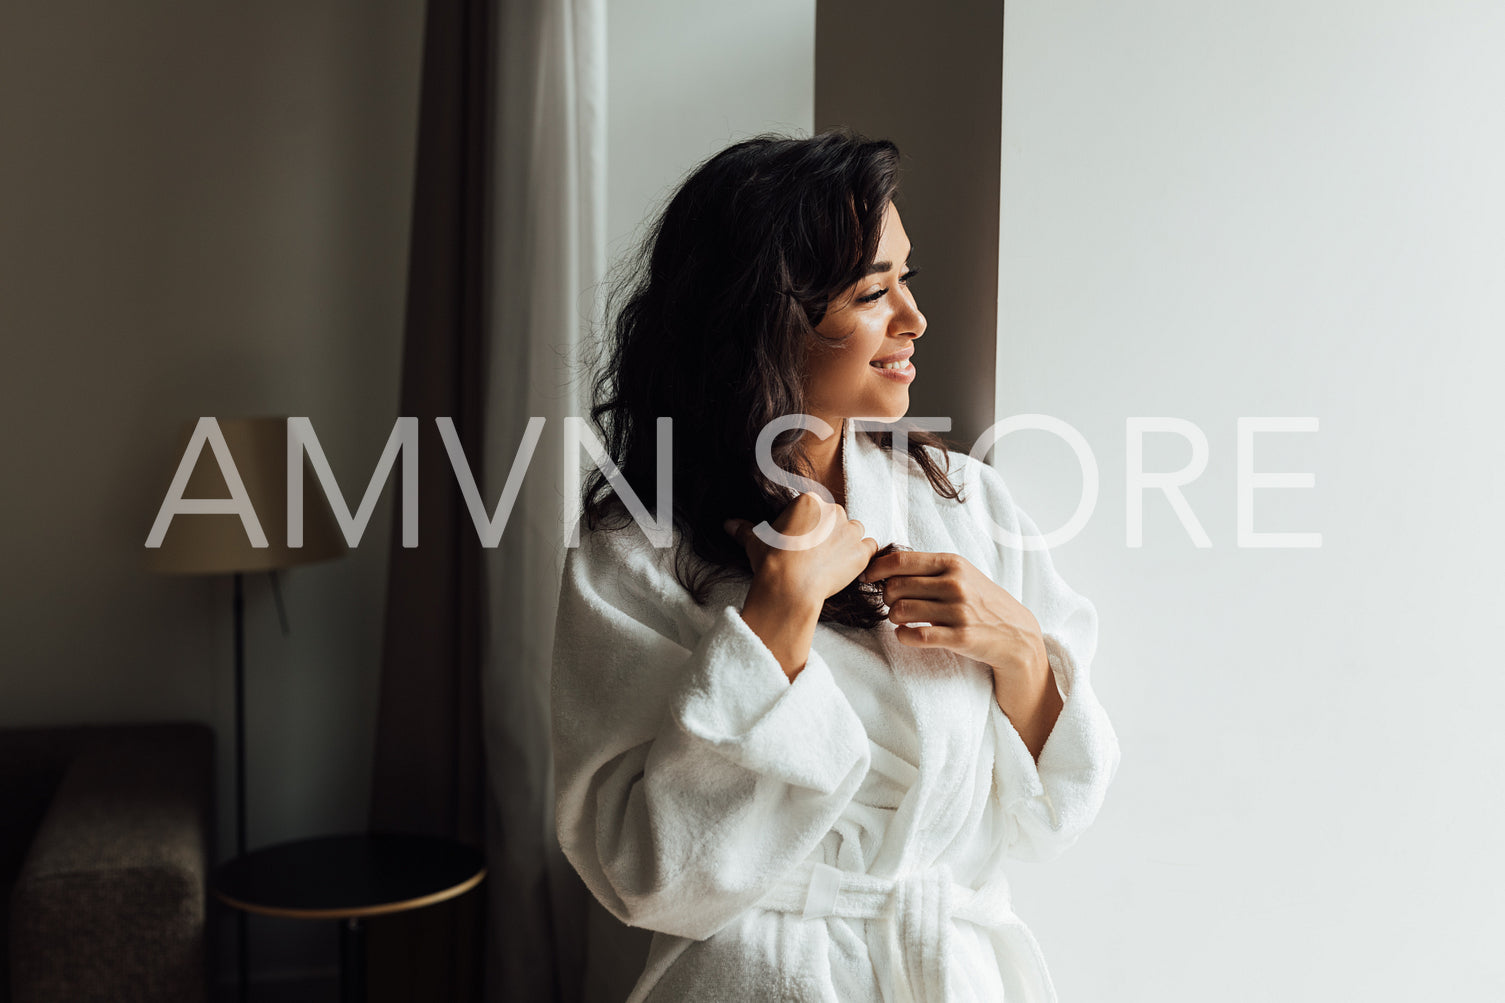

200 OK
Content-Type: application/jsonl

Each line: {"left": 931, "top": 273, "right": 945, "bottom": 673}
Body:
{"left": 670, "top": 605, "right": 869, "bottom": 795}
{"left": 991, "top": 631, "right": 1121, "bottom": 861}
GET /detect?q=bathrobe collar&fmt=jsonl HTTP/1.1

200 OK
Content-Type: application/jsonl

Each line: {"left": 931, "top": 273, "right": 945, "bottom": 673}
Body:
{"left": 838, "top": 418, "right": 915, "bottom": 552}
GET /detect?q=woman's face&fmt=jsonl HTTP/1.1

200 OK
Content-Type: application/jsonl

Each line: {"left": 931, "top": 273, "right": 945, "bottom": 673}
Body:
{"left": 804, "top": 202, "right": 926, "bottom": 428}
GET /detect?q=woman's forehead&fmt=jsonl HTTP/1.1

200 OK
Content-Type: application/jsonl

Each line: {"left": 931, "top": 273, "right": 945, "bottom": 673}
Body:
{"left": 873, "top": 203, "right": 911, "bottom": 263}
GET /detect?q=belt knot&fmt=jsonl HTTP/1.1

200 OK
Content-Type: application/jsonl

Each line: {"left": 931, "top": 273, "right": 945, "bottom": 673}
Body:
{"left": 758, "top": 860, "right": 1028, "bottom": 1003}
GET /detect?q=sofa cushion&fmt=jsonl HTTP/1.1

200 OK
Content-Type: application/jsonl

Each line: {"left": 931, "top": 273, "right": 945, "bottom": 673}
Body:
{"left": 2, "top": 723, "right": 212, "bottom": 1003}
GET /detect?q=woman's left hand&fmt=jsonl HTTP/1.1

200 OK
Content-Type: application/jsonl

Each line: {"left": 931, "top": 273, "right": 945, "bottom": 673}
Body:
{"left": 860, "top": 550, "right": 1049, "bottom": 688}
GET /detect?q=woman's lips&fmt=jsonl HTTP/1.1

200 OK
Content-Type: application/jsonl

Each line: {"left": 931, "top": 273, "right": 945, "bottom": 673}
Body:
{"left": 870, "top": 357, "right": 916, "bottom": 383}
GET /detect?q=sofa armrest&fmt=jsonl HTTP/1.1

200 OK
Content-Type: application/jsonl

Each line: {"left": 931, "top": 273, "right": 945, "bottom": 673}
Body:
{"left": 8, "top": 723, "right": 213, "bottom": 1003}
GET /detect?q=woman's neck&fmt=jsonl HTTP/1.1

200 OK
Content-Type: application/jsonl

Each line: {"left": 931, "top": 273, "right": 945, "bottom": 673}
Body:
{"left": 802, "top": 418, "right": 845, "bottom": 507}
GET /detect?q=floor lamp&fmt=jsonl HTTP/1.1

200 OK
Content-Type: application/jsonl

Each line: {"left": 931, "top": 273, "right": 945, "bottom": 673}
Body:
{"left": 146, "top": 415, "right": 347, "bottom": 1000}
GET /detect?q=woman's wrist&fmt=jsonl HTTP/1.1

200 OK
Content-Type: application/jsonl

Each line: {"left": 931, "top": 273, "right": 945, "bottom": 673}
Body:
{"left": 740, "top": 574, "right": 824, "bottom": 681}
{"left": 992, "top": 639, "right": 1063, "bottom": 760}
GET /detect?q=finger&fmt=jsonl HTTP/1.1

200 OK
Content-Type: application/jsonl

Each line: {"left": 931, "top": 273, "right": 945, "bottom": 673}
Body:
{"left": 765, "top": 500, "right": 839, "bottom": 552}
{"left": 886, "top": 598, "right": 955, "bottom": 626}
{"left": 892, "top": 623, "right": 962, "bottom": 649}
{"left": 861, "top": 537, "right": 880, "bottom": 562}
{"left": 861, "top": 550, "right": 960, "bottom": 582}
{"left": 722, "top": 518, "right": 754, "bottom": 548}
{"left": 848, "top": 518, "right": 865, "bottom": 539}
{"left": 881, "top": 574, "right": 962, "bottom": 603}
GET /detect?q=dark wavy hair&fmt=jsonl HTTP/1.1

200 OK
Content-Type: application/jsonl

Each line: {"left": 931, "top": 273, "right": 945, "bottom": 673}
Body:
{"left": 582, "top": 130, "right": 961, "bottom": 629}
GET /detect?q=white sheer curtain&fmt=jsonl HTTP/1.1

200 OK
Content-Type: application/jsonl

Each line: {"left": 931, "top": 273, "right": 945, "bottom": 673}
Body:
{"left": 482, "top": 0, "right": 607, "bottom": 999}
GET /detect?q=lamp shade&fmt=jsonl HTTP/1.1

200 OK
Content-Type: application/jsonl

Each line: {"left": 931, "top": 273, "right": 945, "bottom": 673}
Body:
{"left": 146, "top": 416, "right": 349, "bottom": 575}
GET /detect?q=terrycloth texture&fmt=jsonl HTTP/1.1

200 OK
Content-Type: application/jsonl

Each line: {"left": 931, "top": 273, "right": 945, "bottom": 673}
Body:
{"left": 551, "top": 420, "right": 1121, "bottom": 1002}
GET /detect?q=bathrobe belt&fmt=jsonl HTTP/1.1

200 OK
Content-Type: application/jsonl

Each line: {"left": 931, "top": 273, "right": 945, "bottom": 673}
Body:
{"left": 757, "top": 860, "right": 1058, "bottom": 1003}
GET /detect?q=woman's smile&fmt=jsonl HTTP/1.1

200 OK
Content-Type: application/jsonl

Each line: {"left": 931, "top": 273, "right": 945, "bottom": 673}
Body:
{"left": 869, "top": 346, "right": 916, "bottom": 381}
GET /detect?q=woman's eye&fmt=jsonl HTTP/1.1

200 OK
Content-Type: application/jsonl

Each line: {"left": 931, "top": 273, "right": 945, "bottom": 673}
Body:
{"left": 855, "top": 267, "right": 918, "bottom": 304}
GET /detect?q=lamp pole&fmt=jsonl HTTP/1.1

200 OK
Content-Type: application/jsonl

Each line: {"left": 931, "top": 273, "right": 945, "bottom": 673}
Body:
{"left": 233, "top": 571, "right": 247, "bottom": 858}
{"left": 232, "top": 570, "right": 248, "bottom": 1003}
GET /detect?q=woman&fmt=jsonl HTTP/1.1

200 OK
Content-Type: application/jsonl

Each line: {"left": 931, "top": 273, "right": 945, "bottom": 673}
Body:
{"left": 551, "top": 131, "right": 1120, "bottom": 1002}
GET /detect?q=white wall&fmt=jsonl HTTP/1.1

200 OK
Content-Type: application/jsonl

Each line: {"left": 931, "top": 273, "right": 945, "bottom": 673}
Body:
{"left": 996, "top": 2, "right": 1505, "bottom": 999}
{"left": 0, "top": 0, "right": 423, "bottom": 987}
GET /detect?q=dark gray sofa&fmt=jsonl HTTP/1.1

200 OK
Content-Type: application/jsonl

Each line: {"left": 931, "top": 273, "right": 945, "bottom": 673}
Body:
{"left": 1, "top": 722, "right": 214, "bottom": 1003}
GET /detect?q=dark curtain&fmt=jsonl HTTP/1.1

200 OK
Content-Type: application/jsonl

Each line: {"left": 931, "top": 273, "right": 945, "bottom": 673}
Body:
{"left": 365, "top": 0, "right": 492, "bottom": 999}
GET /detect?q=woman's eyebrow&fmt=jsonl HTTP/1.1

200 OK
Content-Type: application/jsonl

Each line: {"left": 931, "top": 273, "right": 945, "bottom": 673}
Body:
{"left": 861, "top": 246, "right": 915, "bottom": 277}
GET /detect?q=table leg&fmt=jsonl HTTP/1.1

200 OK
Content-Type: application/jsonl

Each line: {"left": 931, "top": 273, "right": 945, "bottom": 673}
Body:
{"left": 236, "top": 909, "right": 248, "bottom": 1002}
{"left": 339, "top": 916, "right": 366, "bottom": 1003}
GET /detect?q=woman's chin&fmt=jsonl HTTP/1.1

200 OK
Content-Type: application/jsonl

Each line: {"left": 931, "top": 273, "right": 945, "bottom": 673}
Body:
{"left": 851, "top": 405, "right": 909, "bottom": 424}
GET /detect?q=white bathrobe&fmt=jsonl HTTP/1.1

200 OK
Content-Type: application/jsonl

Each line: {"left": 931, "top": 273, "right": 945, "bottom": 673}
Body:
{"left": 551, "top": 419, "right": 1121, "bottom": 1002}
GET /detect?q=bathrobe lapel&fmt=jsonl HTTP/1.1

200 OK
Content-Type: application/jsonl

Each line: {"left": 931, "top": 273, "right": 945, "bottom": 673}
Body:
{"left": 837, "top": 418, "right": 909, "bottom": 550}
{"left": 839, "top": 421, "right": 997, "bottom": 879}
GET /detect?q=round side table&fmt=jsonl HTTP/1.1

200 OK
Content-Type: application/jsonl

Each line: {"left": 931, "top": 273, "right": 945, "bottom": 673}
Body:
{"left": 213, "top": 832, "right": 487, "bottom": 1003}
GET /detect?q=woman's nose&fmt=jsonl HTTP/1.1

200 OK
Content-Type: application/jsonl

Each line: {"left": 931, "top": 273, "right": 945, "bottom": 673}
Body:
{"left": 897, "top": 291, "right": 926, "bottom": 339}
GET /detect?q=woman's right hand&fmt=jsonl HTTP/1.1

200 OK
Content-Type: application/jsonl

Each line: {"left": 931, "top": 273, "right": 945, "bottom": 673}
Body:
{"left": 724, "top": 493, "right": 878, "bottom": 680}
{"left": 724, "top": 492, "right": 879, "bottom": 607}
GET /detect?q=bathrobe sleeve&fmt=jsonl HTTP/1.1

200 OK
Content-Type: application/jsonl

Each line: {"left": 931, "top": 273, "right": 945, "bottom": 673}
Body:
{"left": 965, "top": 460, "right": 1123, "bottom": 864}
{"left": 551, "top": 521, "right": 873, "bottom": 940}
